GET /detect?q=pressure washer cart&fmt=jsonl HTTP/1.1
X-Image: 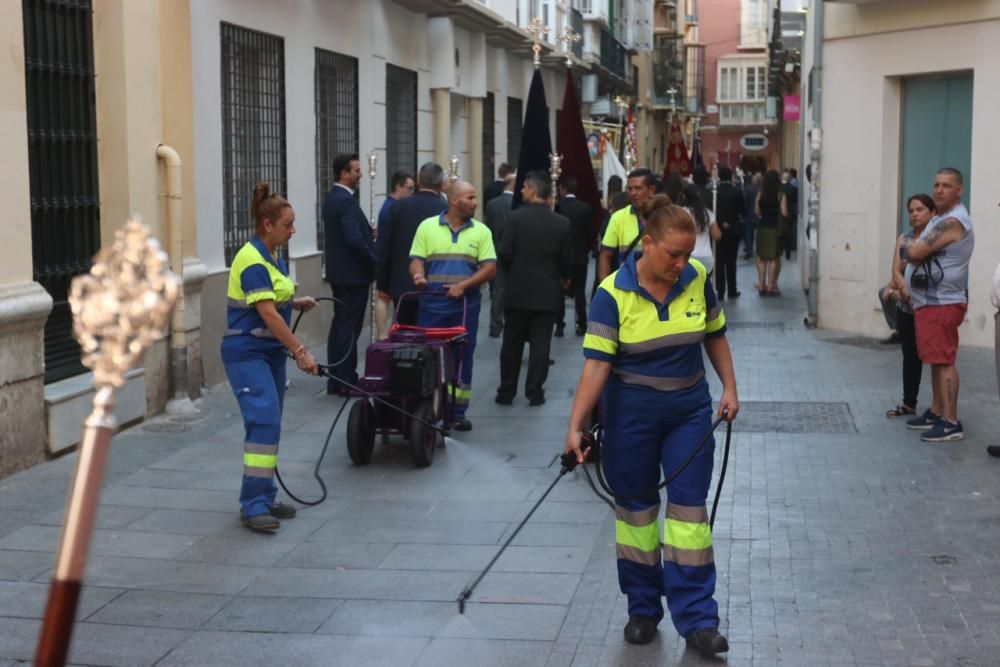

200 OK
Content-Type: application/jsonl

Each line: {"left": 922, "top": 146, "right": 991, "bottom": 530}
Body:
{"left": 345, "top": 292, "right": 467, "bottom": 468}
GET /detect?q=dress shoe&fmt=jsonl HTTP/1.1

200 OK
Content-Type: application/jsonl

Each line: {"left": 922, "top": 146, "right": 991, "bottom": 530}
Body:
{"left": 623, "top": 616, "right": 659, "bottom": 645}
{"left": 988, "top": 446, "right": 1000, "bottom": 458}
{"left": 685, "top": 628, "right": 729, "bottom": 656}
{"left": 554, "top": 326, "right": 565, "bottom": 338}
{"left": 489, "top": 329, "right": 501, "bottom": 338}
{"left": 452, "top": 418, "right": 473, "bottom": 432}
{"left": 575, "top": 326, "right": 586, "bottom": 337}
{"left": 528, "top": 396, "right": 546, "bottom": 407}
{"left": 731, "top": 290, "right": 741, "bottom": 298}
{"left": 494, "top": 394, "right": 513, "bottom": 406}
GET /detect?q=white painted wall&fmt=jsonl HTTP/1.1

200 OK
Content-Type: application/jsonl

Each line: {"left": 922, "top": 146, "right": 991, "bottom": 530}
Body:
{"left": 818, "top": 11, "right": 1000, "bottom": 348}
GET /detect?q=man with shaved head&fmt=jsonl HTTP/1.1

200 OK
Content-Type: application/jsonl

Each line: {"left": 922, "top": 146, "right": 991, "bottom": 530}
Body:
{"left": 409, "top": 180, "right": 497, "bottom": 431}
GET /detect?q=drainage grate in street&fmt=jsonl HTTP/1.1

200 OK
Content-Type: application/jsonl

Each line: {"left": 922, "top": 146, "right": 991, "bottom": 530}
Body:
{"left": 732, "top": 401, "right": 856, "bottom": 433}
{"left": 822, "top": 336, "right": 893, "bottom": 352}
{"left": 727, "top": 321, "right": 785, "bottom": 332}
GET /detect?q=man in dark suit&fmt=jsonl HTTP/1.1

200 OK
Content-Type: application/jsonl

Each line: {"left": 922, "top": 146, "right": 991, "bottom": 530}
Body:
{"left": 556, "top": 175, "right": 594, "bottom": 336}
{"left": 496, "top": 171, "right": 572, "bottom": 406}
{"left": 782, "top": 169, "right": 799, "bottom": 260}
{"left": 324, "top": 153, "right": 375, "bottom": 395}
{"left": 376, "top": 162, "right": 448, "bottom": 326}
{"left": 483, "top": 162, "right": 513, "bottom": 204}
{"left": 484, "top": 173, "right": 515, "bottom": 337}
{"left": 713, "top": 166, "right": 746, "bottom": 299}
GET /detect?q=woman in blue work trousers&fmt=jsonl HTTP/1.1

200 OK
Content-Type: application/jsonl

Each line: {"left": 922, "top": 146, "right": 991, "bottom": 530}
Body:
{"left": 564, "top": 194, "right": 739, "bottom": 656}
{"left": 222, "top": 182, "right": 319, "bottom": 533}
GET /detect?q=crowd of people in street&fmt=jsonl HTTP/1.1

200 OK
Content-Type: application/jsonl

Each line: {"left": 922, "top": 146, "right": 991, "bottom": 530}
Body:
{"left": 214, "top": 151, "right": 998, "bottom": 659}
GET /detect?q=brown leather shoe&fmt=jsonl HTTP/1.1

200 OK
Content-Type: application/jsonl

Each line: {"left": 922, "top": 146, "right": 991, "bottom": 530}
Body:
{"left": 685, "top": 628, "right": 729, "bottom": 656}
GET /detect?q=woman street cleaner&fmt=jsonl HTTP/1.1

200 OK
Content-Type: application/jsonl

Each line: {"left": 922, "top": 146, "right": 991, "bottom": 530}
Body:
{"left": 564, "top": 195, "right": 739, "bottom": 656}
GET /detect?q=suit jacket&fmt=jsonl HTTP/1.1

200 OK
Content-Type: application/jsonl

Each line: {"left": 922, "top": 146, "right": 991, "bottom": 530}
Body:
{"left": 376, "top": 190, "right": 448, "bottom": 300}
{"left": 556, "top": 195, "right": 594, "bottom": 265}
{"left": 484, "top": 192, "right": 514, "bottom": 249}
{"left": 483, "top": 179, "right": 505, "bottom": 204}
{"left": 499, "top": 203, "right": 572, "bottom": 313}
{"left": 715, "top": 182, "right": 745, "bottom": 238}
{"left": 324, "top": 184, "right": 375, "bottom": 286}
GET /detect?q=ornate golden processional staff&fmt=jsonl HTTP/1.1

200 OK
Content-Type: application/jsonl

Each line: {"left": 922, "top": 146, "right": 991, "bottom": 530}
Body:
{"left": 35, "top": 220, "right": 179, "bottom": 666}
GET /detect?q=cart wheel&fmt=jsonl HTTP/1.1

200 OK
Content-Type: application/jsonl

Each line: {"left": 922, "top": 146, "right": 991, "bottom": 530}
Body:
{"left": 346, "top": 399, "right": 375, "bottom": 465}
{"left": 409, "top": 400, "right": 437, "bottom": 468}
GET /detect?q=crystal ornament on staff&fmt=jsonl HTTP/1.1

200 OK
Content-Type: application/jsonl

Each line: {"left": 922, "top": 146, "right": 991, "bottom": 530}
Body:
{"left": 448, "top": 155, "right": 460, "bottom": 184}
{"left": 549, "top": 152, "right": 562, "bottom": 210}
{"left": 367, "top": 151, "right": 378, "bottom": 344}
{"left": 35, "top": 220, "right": 179, "bottom": 667}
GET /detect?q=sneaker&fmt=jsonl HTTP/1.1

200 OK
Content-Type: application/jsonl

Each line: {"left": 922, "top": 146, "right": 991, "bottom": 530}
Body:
{"left": 906, "top": 409, "right": 941, "bottom": 431}
{"left": 921, "top": 419, "right": 964, "bottom": 442}
{"left": 241, "top": 513, "right": 279, "bottom": 532}
{"left": 270, "top": 502, "right": 297, "bottom": 519}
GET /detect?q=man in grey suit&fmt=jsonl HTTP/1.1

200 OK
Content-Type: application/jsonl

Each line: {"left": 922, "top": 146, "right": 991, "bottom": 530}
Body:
{"left": 485, "top": 173, "right": 515, "bottom": 337}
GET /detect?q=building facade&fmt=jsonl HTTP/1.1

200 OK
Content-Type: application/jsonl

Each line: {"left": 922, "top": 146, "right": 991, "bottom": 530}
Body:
{"left": 811, "top": 0, "right": 1000, "bottom": 348}
{"left": 0, "top": 0, "right": 644, "bottom": 476}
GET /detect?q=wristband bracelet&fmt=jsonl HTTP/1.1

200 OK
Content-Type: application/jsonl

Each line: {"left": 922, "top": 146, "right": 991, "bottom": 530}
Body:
{"left": 292, "top": 345, "right": 305, "bottom": 359}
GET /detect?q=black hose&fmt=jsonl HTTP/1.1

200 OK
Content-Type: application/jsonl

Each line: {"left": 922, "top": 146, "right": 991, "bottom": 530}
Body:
{"left": 274, "top": 394, "right": 349, "bottom": 506}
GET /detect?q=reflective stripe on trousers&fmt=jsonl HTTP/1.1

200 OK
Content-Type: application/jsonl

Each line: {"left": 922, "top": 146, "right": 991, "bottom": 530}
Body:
{"left": 601, "top": 393, "right": 719, "bottom": 637}
{"left": 222, "top": 347, "right": 286, "bottom": 518}
{"left": 417, "top": 300, "right": 480, "bottom": 419}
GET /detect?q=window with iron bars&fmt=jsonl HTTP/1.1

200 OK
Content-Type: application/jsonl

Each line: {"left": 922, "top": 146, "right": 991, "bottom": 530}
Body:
{"left": 507, "top": 96, "right": 523, "bottom": 167}
{"left": 23, "top": 0, "right": 101, "bottom": 382}
{"left": 315, "top": 48, "right": 358, "bottom": 254}
{"left": 385, "top": 64, "right": 418, "bottom": 194}
{"left": 483, "top": 92, "right": 495, "bottom": 187}
{"left": 221, "top": 23, "right": 287, "bottom": 267}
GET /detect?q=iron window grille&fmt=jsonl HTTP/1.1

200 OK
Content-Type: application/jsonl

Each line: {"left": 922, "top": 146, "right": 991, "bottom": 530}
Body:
{"left": 315, "top": 48, "right": 359, "bottom": 254}
{"left": 506, "top": 97, "right": 523, "bottom": 167}
{"left": 385, "top": 64, "right": 417, "bottom": 194}
{"left": 483, "top": 92, "right": 495, "bottom": 187}
{"left": 23, "top": 0, "right": 101, "bottom": 382}
{"left": 220, "top": 22, "right": 287, "bottom": 267}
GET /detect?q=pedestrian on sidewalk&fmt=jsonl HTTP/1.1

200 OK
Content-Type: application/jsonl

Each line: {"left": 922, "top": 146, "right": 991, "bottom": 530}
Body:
{"left": 323, "top": 153, "right": 375, "bottom": 396}
{"left": 882, "top": 194, "right": 935, "bottom": 418}
{"left": 222, "top": 182, "right": 319, "bottom": 533}
{"left": 485, "top": 173, "right": 515, "bottom": 337}
{"left": 373, "top": 170, "right": 414, "bottom": 339}
{"left": 598, "top": 168, "right": 656, "bottom": 283}
{"left": 564, "top": 195, "right": 739, "bottom": 657}
{"left": 409, "top": 181, "right": 496, "bottom": 431}
{"left": 496, "top": 171, "right": 572, "bottom": 406}
{"left": 988, "top": 257, "right": 1000, "bottom": 457}
{"left": 904, "top": 168, "right": 975, "bottom": 442}
{"left": 712, "top": 166, "right": 745, "bottom": 299}
{"left": 556, "top": 175, "right": 594, "bottom": 336}
{"left": 754, "top": 170, "right": 789, "bottom": 296}
{"left": 376, "top": 162, "right": 448, "bottom": 328}
{"left": 742, "top": 173, "right": 762, "bottom": 259}
{"left": 682, "top": 183, "right": 720, "bottom": 277}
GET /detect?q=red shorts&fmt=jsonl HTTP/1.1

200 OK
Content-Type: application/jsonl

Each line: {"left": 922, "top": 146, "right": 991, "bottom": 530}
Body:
{"left": 915, "top": 304, "right": 966, "bottom": 365}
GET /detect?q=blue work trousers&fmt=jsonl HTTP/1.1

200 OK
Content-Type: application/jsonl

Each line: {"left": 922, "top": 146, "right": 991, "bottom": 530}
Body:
{"left": 601, "top": 385, "right": 719, "bottom": 637}
{"left": 417, "top": 298, "right": 480, "bottom": 420}
{"left": 222, "top": 345, "right": 286, "bottom": 518}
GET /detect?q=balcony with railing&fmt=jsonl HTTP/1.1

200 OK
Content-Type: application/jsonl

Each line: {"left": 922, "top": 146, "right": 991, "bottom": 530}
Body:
{"left": 570, "top": 6, "right": 584, "bottom": 58}
{"left": 654, "top": 0, "right": 680, "bottom": 36}
{"left": 719, "top": 101, "right": 769, "bottom": 126}
{"left": 685, "top": 44, "right": 705, "bottom": 114}
{"left": 651, "top": 33, "right": 684, "bottom": 108}
{"left": 578, "top": 0, "right": 609, "bottom": 25}
{"left": 600, "top": 26, "right": 627, "bottom": 81}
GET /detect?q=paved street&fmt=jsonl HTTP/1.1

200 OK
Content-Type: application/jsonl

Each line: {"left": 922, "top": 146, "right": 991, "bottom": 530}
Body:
{"left": 2, "top": 259, "right": 1000, "bottom": 666}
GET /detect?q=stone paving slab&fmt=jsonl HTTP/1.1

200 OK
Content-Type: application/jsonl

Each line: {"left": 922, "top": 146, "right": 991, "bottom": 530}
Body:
{"left": 2, "top": 260, "right": 999, "bottom": 665}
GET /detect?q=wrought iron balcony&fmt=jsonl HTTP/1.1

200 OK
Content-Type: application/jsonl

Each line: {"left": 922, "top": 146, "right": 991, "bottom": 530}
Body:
{"left": 600, "top": 26, "right": 627, "bottom": 80}
{"left": 570, "top": 6, "right": 584, "bottom": 58}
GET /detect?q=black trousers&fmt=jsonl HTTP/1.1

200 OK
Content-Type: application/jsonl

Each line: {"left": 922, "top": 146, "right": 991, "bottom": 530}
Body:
{"left": 558, "top": 263, "right": 589, "bottom": 331}
{"left": 489, "top": 267, "right": 506, "bottom": 335}
{"left": 498, "top": 308, "right": 555, "bottom": 401}
{"left": 714, "top": 235, "right": 740, "bottom": 298}
{"left": 897, "top": 307, "right": 922, "bottom": 408}
{"left": 327, "top": 284, "right": 369, "bottom": 391}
